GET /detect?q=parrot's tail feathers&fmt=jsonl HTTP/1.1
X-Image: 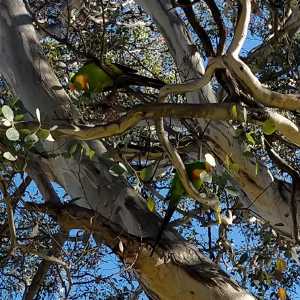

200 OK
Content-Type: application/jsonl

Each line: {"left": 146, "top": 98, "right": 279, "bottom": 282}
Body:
{"left": 150, "top": 209, "right": 174, "bottom": 256}
{"left": 116, "top": 74, "right": 165, "bottom": 89}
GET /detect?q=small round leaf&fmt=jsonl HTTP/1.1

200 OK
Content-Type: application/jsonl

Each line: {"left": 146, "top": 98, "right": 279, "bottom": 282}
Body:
{"left": 2, "top": 105, "right": 14, "bottom": 122}
{"left": 6, "top": 127, "right": 19, "bottom": 141}
{"left": 3, "top": 152, "right": 17, "bottom": 161}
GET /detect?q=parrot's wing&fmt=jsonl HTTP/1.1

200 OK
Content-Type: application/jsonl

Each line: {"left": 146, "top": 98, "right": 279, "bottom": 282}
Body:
{"left": 80, "top": 63, "right": 114, "bottom": 93}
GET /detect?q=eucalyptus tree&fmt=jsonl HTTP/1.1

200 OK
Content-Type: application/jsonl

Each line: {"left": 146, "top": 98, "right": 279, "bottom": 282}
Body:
{"left": 0, "top": 0, "right": 300, "bottom": 299}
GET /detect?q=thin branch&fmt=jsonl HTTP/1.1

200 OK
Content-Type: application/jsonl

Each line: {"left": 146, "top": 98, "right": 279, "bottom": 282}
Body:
{"left": 0, "top": 181, "right": 17, "bottom": 256}
{"left": 23, "top": 233, "right": 67, "bottom": 300}
{"left": 180, "top": 0, "right": 215, "bottom": 56}
{"left": 203, "top": 0, "right": 226, "bottom": 55}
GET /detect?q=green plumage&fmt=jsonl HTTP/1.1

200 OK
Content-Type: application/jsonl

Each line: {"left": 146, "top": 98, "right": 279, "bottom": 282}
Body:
{"left": 70, "top": 61, "right": 164, "bottom": 94}
{"left": 151, "top": 161, "right": 208, "bottom": 254}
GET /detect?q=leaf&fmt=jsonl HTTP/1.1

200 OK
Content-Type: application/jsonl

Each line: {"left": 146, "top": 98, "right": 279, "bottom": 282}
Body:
{"left": 146, "top": 196, "right": 155, "bottom": 212}
{"left": 24, "top": 133, "right": 39, "bottom": 144}
{"left": 139, "top": 165, "right": 155, "bottom": 182}
{"left": 205, "top": 153, "right": 216, "bottom": 167}
{"left": 118, "top": 240, "right": 124, "bottom": 253}
{"left": 68, "top": 143, "right": 78, "bottom": 155}
{"left": 3, "top": 152, "right": 17, "bottom": 161}
{"left": 14, "top": 114, "right": 24, "bottom": 121}
{"left": 262, "top": 119, "right": 276, "bottom": 135}
{"left": 3, "top": 120, "right": 11, "bottom": 127}
{"left": 246, "top": 132, "right": 255, "bottom": 145}
{"left": 2, "top": 105, "right": 14, "bottom": 122}
{"left": 255, "top": 161, "right": 259, "bottom": 176}
{"left": 45, "top": 132, "right": 55, "bottom": 142}
{"left": 85, "top": 147, "right": 95, "bottom": 160}
{"left": 6, "top": 127, "right": 20, "bottom": 141}
{"left": 109, "top": 163, "right": 128, "bottom": 177}
{"left": 275, "top": 259, "right": 286, "bottom": 273}
{"left": 36, "top": 108, "right": 41, "bottom": 123}
{"left": 37, "top": 129, "right": 50, "bottom": 140}
{"left": 231, "top": 104, "right": 237, "bottom": 119}
{"left": 278, "top": 287, "right": 287, "bottom": 300}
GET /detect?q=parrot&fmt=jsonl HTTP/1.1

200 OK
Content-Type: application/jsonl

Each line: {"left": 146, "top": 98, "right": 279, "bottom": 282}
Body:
{"left": 151, "top": 155, "right": 216, "bottom": 255}
{"left": 69, "top": 61, "right": 165, "bottom": 95}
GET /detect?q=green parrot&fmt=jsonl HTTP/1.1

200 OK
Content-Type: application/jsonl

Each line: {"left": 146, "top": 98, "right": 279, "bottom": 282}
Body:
{"left": 69, "top": 61, "right": 165, "bottom": 94}
{"left": 151, "top": 156, "right": 216, "bottom": 254}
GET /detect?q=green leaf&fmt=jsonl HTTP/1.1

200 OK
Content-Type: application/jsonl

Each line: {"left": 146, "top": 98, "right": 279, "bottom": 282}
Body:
{"left": 255, "top": 161, "right": 259, "bottom": 176}
{"left": 231, "top": 104, "right": 237, "bottom": 119}
{"left": 246, "top": 132, "right": 255, "bottom": 145}
{"left": 2, "top": 105, "right": 14, "bottom": 122}
{"left": 139, "top": 165, "right": 155, "bottom": 182}
{"left": 14, "top": 114, "right": 25, "bottom": 121}
{"left": 68, "top": 143, "right": 78, "bottom": 155}
{"left": 6, "top": 127, "right": 19, "bottom": 141}
{"left": 146, "top": 196, "right": 155, "bottom": 212}
{"left": 24, "top": 133, "right": 39, "bottom": 144}
{"left": 3, "top": 151, "right": 17, "bottom": 161}
{"left": 37, "top": 129, "right": 50, "bottom": 140}
{"left": 262, "top": 119, "right": 276, "bottom": 135}
{"left": 109, "top": 163, "right": 128, "bottom": 177}
{"left": 85, "top": 147, "right": 95, "bottom": 160}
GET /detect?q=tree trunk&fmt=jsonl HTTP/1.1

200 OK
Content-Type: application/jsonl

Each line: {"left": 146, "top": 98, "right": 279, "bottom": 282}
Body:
{"left": 137, "top": 0, "right": 297, "bottom": 239}
{"left": 0, "top": 0, "right": 263, "bottom": 299}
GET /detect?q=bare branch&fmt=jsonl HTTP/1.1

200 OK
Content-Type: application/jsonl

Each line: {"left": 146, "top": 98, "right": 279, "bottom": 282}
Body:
{"left": 23, "top": 233, "right": 67, "bottom": 300}
{"left": 228, "top": 0, "right": 251, "bottom": 56}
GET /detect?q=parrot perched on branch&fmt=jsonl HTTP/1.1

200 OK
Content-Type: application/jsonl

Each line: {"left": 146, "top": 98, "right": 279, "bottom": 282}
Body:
{"left": 69, "top": 61, "right": 165, "bottom": 94}
{"left": 151, "top": 154, "right": 216, "bottom": 254}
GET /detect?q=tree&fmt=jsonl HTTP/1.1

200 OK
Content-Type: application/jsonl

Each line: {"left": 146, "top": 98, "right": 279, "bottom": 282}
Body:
{"left": 0, "top": 0, "right": 299, "bottom": 299}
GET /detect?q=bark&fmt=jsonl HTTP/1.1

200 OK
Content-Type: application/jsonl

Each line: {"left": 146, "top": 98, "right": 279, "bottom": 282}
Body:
{"left": 0, "top": 0, "right": 254, "bottom": 299}
{"left": 137, "top": 0, "right": 298, "bottom": 238}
